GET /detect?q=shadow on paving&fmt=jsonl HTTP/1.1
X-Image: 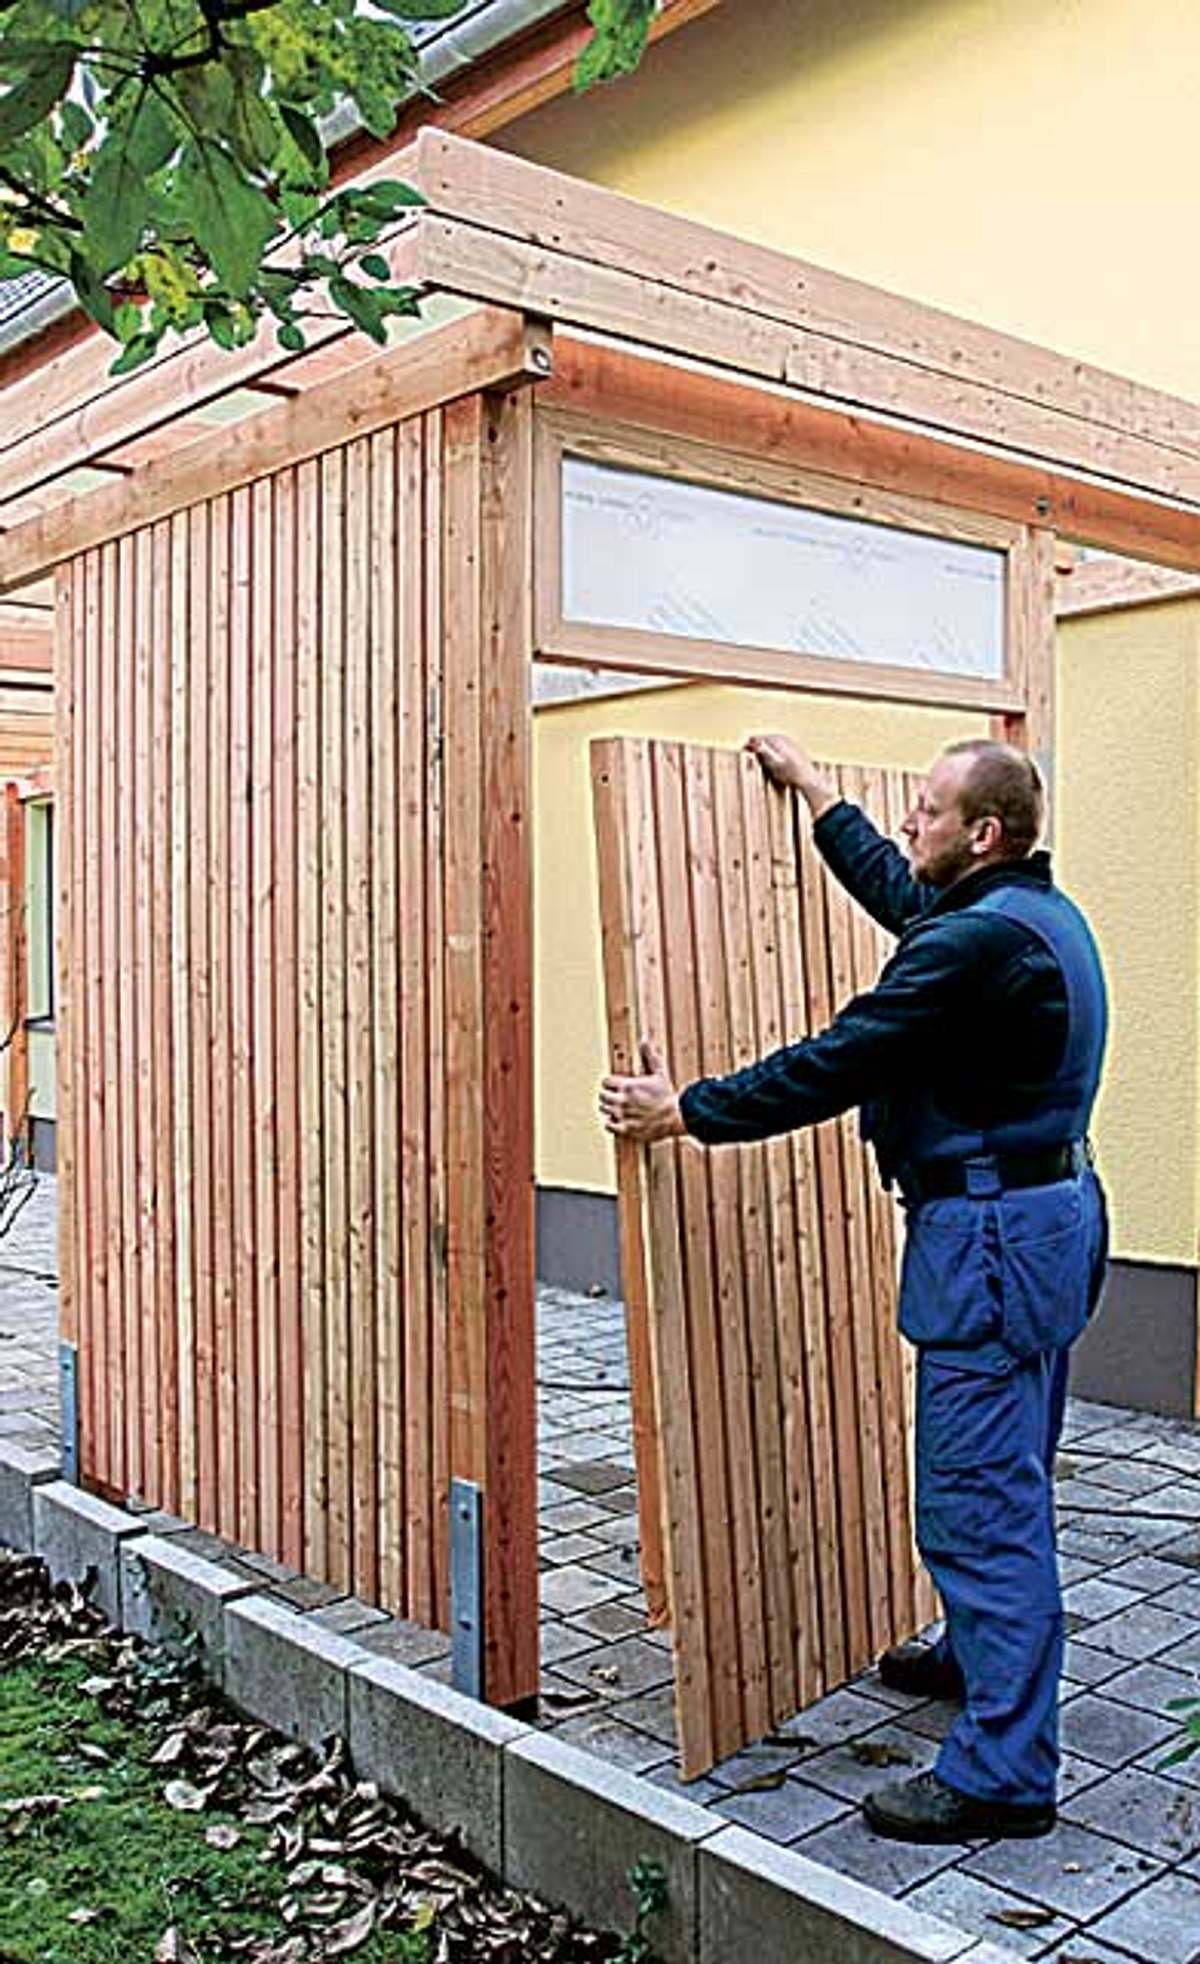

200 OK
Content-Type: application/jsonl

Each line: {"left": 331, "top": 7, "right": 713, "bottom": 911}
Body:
{"left": 5, "top": 1177, "right": 1200, "bottom": 1961}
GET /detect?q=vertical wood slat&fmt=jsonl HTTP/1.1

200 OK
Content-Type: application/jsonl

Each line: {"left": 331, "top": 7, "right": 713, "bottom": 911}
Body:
{"left": 132, "top": 525, "right": 157, "bottom": 1506}
{"left": 594, "top": 738, "right": 933, "bottom": 1777}
{"left": 161, "top": 517, "right": 184, "bottom": 1518}
{"left": 82, "top": 549, "right": 105, "bottom": 1489}
{"left": 297, "top": 456, "right": 327, "bottom": 1583}
{"left": 273, "top": 469, "right": 304, "bottom": 1572}
{"left": 478, "top": 387, "right": 538, "bottom": 1708}
{"left": 53, "top": 565, "right": 77, "bottom": 1373}
{"left": 230, "top": 486, "right": 258, "bottom": 1550}
{"left": 208, "top": 497, "right": 238, "bottom": 1542}
{"left": 189, "top": 506, "right": 217, "bottom": 1531}
{"left": 252, "top": 475, "right": 280, "bottom": 1563}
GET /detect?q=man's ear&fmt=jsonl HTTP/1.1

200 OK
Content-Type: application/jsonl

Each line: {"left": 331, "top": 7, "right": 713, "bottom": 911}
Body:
{"left": 973, "top": 814, "right": 1003, "bottom": 856}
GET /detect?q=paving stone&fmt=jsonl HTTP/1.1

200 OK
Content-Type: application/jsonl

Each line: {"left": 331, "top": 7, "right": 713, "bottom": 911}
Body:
{"left": 1074, "top": 1459, "right": 1178, "bottom": 1497}
{"left": 1061, "top": 1641, "right": 1128, "bottom": 1688}
{"left": 701, "top": 1823, "right": 980, "bottom": 1964}
{"left": 964, "top": 1822, "right": 1162, "bottom": 1919}
{"left": 349, "top": 1618, "right": 450, "bottom": 1669}
{"left": 1083, "top": 1600, "right": 1200, "bottom": 1659}
{"left": 1036, "top": 1940, "right": 1143, "bottom": 1964}
{"left": 555, "top": 1634, "right": 674, "bottom": 1698}
{"left": 262, "top": 1573, "right": 346, "bottom": 1611}
{"left": 896, "top": 1700, "right": 961, "bottom": 1742}
{"left": 564, "top": 1598, "right": 650, "bottom": 1642}
{"left": 709, "top": 1739, "right": 812, "bottom": 1791}
{"left": 590, "top": 1486, "right": 640, "bottom": 1515}
{"left": 613, "top": 1684, "right": 679, "bottom": 1746}
{"left": 32, "top": 1479, "right": 146, "bottom": 1623}
{"left": 713, "top": 1775, "right": 849, "bottom": 1844}
{"left": 797, "top": 1725, "right": 940, "bottom": 1802}
{"left": 1087, "top": 1868, "right": 1200, "bottom": 1963}
{"left": 549, "top": 1711, "right": 672, "bottom": 1775}
{"left": 223, "top": 1595, "right": 356, "bottom": 1745}
{"left": 1134, "top": 1438, "right": 1200, "bottom": 1475}
{"left": 505, "top": 1732, "right": 713, "bottom": 1964}
{"left": 645, "top": 1761, "right": 726, "bottom": 1806}
{"left": 902, "top": 1868, "right": 1074, "bottom": 1957}
{"left": 546, "top": 1460, "right": 633, "bottom": 1496}
{"left": 580, "top": 1544, "right": 642, "bottom": 1583}
{"left": 793, "top": 1810, "right": 967, "bottom": 1895}
{"left": 772, "top": 1686, "right": 899, "bottom": 1750}
{"left": 539, "top": 1620, "right": 603, "bottom": 1667}
{"left": 589, "top": 1510, "right": 641, "bottom": 1548}
{"left": 541, "top": 1531, "right": 610, "bottom": 1565}
{"left": 1061, "top": 1763, "right": 1200, "bottom": 1860}
{"left": 0, "top": 1434, "right": 59, "bottom": 1549}
{"left": 1058, "top": 1691, "right": 1177, "bottom": 1767}
{"left": 306, "top": 1597, "right": 390, "bottom": 1636}
{"left": 348, "top": 1654, "right": 526, "bottom": 1872}
{"left": 539, "top": 1565, "right": 627, "bottom": 1615}
{"left": 1101, "top": 1656, "right": 1200, "bottom": 1716}
{"left": 1104, "top": 1554, "right": 1194, "bottom": 1594}
{"left": 1062, "top": 1578, "right": 1145, "bottom": 1623}
{"left": 120, "top": 1533, "right": 256, "bottom": 1672}
{"left": 1057, "top": 1753, "right": 1111, "bottom": 1802}
{"left": 539, "top": 1498, "right": 613, "bottom": 1534}
{"left": 1147, "top": 1577, "right": 1200, "bottom": 1617}
{"left": 1158, "top": 1629, "right": 1200, "bottom": 1674}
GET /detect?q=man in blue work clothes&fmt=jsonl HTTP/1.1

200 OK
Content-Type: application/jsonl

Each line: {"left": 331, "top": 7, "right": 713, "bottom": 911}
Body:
{"left": 599, "top": 734, "right": 1108, "bottom": 1843}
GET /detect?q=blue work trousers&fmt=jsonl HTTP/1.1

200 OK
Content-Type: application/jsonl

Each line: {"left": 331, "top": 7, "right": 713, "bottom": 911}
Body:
{"left": 915, "top": 1346, "right": 1070, "bottom": 1806}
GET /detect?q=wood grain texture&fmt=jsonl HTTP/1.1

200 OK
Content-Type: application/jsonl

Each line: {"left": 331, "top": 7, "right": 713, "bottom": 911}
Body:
{"left": 593, "top": 738, "right": 929, "bottom": 1777}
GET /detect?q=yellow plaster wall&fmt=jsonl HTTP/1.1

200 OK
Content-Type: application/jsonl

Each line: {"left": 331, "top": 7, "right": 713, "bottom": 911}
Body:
{"left": 1055, "top": 607, "right": 1200, "bottom": 1267}
{"left": 500, "top": 0, "right": 1200, "bottom": 400}
{"left": 533, "top": 685, "right": 987, "bottom": 1196}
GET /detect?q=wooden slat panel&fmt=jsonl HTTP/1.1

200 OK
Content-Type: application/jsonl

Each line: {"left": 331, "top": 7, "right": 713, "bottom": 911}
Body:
{"left": 61, "top": 381, "right": 541, "bottom": 1682}
{"left": 593, "top": 738, "right": 932, "bottom": 1776}
{"left": 53, "top": 567, "right": 76, "bottom": 1373}
{"left": 3, "top": 784, "right": 27, "bottom": 1156}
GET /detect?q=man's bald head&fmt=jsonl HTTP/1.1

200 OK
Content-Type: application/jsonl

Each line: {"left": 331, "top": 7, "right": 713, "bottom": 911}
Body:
{"left": 942, "top": 740, "right": 1045, "bottom": 859}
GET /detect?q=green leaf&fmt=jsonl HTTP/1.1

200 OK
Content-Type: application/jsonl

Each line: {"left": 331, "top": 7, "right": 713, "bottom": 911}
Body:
{"left": 359, "top": 251, "right": 390, "bottom": 280}
{"left": 204, "top": 303, "right": 238, "bottom": 352}
{"left": 67, "top": 247, "right": 115, "bottom": 332}
{"left": 277, "top": 321, "right": 305, "bottom": 353}
{"left": 330, "top": 273, "right": 387, "bottom": 344}
{"left": 113, "top": 300, "right": 142, "bottom": 343}
{"left": 81, "top": 109, "right": 159, "bottom": 273}
{"left": 279, "top": 104, "right": 323, "bottom": 176}
{"left": 174, "top": 137, "right": 279, "bottom": 298}
{"left": 57, "top": 97, "right": 91, "bottom": 153}
{"left": 0, "top": 40, "right": 74, "bottom": 144}
{"left": 108, "top": 330, "right": 160, "bottom": 377}
{"left": 369, "top": 0, "right": 468, "bottom": 16}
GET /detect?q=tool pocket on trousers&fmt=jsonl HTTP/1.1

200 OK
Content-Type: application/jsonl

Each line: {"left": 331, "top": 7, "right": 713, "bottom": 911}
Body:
{"left": 998, "top": 1182, "right": 1091, "bottom": 1359}
{"left": 898, "top": 1198, "right": 1001, "bottom": 1350}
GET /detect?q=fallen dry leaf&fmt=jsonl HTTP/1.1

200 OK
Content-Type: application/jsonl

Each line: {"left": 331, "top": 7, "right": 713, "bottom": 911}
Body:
{"left": 163, "top": 1779, "right": 210, "bottom": 1813}
{"left": 205, "top": 1823, "right": 242, "bottom": 1851}
{"left": 988, "top": 1907, "right": 1056, "bottom": 1930}
{"left": 321, "top": 1902, "right": 376, "bottom": 1956}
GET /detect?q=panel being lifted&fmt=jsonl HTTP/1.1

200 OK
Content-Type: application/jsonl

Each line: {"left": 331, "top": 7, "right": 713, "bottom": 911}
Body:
{"left": 591, "top": 738, "right": 937, "bottom": 1778}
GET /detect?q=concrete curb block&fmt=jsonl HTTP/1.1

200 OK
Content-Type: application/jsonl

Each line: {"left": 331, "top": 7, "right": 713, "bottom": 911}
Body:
{"left": 223, "top": 1595, "right": 359, "bottom": 1746}
{"left": 0, "top": 1476, "right": 1001, "bottom": 1964}
{"left": 121, "top": 1534, "right": 258, "bottom": 1676}
{"left": 504, "top": 1731, "right": 717, "bottom": 1964}
{"left": 32, "top": 1479, "right": 147, "bottom": 1624}
{"left": 699, "top": 1826, "right": 984, "bottom": 1964}
{"left": 0, "top": 1436, "right": 60, "bottom": 1551}
{"left": 348, "top": 1655, "right": 526, "bottom": 1872}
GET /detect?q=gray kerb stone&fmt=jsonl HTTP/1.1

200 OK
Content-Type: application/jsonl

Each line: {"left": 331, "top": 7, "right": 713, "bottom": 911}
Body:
{"left": 0, "top": 1436, "right": 60, "bottom": 1551}
{"left": 699, "top": 1825, "right": 984, "bottom": 1964}
{"left": 121, "top": 1534, "right": 257, "bottom": 1675}
{"left": 223, "top": 1595, "right": 359, "bottom": 1747}
{"left": 32, "top": 1479, "right": 146, "bottom": 1624}
{"left": 348, "top": 1655, "right": 527, "bottom": 1873}
{"left": 504, "top": 1730, "right": 718, "bottom": 1964}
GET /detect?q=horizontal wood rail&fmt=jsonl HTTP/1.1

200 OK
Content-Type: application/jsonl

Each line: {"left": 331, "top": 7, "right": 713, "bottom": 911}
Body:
{"left": 0, "top": 308, "right": 551, "bottom": 592}
{"left": 407, "top": 131, "right": 1200, "bottom": 506}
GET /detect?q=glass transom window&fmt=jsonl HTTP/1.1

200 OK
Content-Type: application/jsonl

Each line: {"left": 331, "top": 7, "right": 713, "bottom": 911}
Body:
{"left": 562, "top": 456, "right": 1005, "bottom": 680}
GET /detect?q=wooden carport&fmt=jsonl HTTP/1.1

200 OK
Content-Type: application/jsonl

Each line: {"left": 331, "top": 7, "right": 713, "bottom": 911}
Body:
{"left": 2, "top": 132, "right": 1200, "bottom": 1730}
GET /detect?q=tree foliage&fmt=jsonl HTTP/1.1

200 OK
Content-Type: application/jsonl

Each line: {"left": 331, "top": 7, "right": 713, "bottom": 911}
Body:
{"left": 0, "top": 0, "right": 653, "bottom": 375}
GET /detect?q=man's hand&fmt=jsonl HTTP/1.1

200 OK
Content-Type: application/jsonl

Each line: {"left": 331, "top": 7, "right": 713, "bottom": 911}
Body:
{"left": 599, "top": 1040, "right": 687, "bottom": 1143}
{"left": 746, "top": 733, "right": 838, "bottom": 821}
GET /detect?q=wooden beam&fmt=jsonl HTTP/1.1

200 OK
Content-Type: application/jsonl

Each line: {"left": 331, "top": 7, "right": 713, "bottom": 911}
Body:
{"left": 1056, "top": 555, "right": 1200, "bottom": 618}
{"left": 410, "top": 130, "right": 1200, "bottom": 502}
{"left": 0, "top": 309, "right": 552, "bottom": 592}
{"left": 540, "top": 339, "right": 1200, "bottom": 571}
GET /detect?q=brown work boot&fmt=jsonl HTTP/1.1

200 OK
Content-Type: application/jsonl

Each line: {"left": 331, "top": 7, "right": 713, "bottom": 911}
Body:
{"left": 863, "top": 1770, "right": 1056, "bottom": 1843}
{"left": 877, "top": 1638, "right": 964, "bottom": 1700}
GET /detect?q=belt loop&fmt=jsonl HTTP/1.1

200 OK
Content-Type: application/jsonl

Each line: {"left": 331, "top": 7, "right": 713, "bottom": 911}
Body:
{"left": 964, "top": 1154, "right": 1002, "bottom": 1199}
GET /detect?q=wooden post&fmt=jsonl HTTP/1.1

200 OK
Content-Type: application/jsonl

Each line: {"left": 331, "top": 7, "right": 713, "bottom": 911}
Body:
{"left": 3, "top": 783, "right": 27, "bottom": 1161}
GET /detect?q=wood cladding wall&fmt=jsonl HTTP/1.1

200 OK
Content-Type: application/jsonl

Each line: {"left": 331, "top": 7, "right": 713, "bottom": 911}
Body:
{"left": 54, "top": 388, "right": 539, "bottom": 1705}
{"left": 592, "top": 739, "right": 937, "bottom": 1778}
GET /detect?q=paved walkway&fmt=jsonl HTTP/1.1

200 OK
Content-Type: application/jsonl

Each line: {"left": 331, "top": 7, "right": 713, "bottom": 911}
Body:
{"left": 6, "top": 1177, "right": 1200, "bottom": 1962}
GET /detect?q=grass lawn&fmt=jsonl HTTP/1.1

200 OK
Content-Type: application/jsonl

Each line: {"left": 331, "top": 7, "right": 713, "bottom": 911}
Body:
{"left": 0, "top": 1652, "right": 428, "bottom": 1963}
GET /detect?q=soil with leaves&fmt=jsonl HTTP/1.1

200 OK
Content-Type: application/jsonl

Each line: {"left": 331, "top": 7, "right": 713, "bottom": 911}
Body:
{"left": 0, "top": 1552, "right": 653, "bottom": 1964}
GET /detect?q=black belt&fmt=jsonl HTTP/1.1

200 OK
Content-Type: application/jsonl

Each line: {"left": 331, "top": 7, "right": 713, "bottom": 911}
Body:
{"left": 904, "top": 1143, "right": 1085, "bottom": 1203}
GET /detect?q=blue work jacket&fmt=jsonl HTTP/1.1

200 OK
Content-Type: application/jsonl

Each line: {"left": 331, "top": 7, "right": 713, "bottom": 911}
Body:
{"left": 679, "top": 800, "right": 1109, "bottom": 1365}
